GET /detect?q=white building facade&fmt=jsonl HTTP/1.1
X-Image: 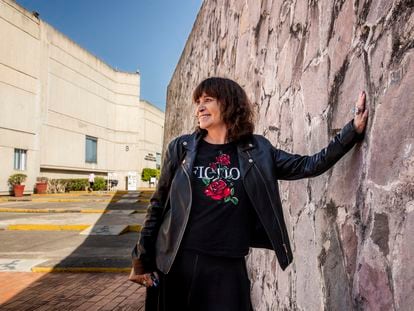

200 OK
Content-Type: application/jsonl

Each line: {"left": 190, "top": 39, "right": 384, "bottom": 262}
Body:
{"left": 0, "top": 0, "right": 164, "bottom": 194}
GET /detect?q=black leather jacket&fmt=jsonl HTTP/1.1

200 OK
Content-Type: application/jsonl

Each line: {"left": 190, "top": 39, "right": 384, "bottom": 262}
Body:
{"left": 132, "top": 120, "right": 363, "bottom": 274}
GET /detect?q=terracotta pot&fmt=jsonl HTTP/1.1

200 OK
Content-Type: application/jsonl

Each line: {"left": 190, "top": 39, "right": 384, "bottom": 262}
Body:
{"left": 13, "top": 185, "right": 25, "bottom": 197}
{"left": 35, "top": 182, "right": 48, "bottom": 194}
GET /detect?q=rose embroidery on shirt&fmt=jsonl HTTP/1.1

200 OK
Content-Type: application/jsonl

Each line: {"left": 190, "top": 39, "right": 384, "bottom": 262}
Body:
{"left": 216, "top": 154, "right": 230, "bottom": 166}
{"left": 202, "top": 152, "right": 239, "bottom": 205}
{"left": 204, "top": 180, "right": 231, "bottom": 200}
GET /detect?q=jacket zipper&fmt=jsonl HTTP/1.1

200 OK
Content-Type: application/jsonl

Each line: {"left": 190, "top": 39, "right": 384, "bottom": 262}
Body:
{"left": 165, "top": 163, "right": 193, "bottom": 273}
{"left": 246, "top": 150, "right": 290, "bottom": 264}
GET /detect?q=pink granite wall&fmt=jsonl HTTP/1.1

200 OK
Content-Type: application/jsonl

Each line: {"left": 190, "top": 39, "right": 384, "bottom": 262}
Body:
{"left": 165, "top": 0, "right": 414, "bottom": 310}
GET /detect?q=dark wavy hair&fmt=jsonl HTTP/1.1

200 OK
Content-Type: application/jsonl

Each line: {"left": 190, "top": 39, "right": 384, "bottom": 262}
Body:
{"left": 192, "top": 77, "right": 255, "bottom": 142}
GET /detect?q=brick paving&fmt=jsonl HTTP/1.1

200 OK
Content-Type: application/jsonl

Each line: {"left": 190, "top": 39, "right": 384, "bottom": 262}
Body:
{"left": 0, "top": 272, "right": 146, "bottom": 310}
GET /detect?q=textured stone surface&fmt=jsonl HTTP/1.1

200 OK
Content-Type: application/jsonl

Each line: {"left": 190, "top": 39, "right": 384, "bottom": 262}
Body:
{"left": 166, "top": 0, "right": 414, "bottom": 309}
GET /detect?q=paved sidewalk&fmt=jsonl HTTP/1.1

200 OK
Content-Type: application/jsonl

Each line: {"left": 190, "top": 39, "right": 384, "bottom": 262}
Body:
{"left": 0, "top": 190, "right": 153, "bottom": 273}
{"left": 0, "top": 189, "right": 155, "bottom": 203}
{"left": 0, "top": 272, "right": 145, "bottom": 310}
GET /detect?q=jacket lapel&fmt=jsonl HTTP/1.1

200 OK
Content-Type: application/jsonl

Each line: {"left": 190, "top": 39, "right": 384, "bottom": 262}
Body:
{"left": 237, "top": 136, "right": 255, "bottom": 179}
{"left": 181, "top": 131, "right": 202, "bottom": 176}
{"left": 181, "top": 132, "right": 256, "bottom": 179}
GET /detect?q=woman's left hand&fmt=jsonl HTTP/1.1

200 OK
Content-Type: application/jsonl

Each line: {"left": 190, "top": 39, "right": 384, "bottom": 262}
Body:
{"left": 353, "top": 91, "right": 369, "bottom": 134}
{"left": 129, "top": 269, "right": 154, "bottom": 288}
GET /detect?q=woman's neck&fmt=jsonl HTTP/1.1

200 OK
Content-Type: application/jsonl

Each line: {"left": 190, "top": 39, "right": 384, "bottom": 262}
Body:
{"left": 204, "top": 127, "right": 228, "bottom": 144}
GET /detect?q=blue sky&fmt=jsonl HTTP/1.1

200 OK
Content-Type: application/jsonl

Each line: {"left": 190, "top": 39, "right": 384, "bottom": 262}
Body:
{"left": 15, "top": 0, "right": 203, "bottom": 111}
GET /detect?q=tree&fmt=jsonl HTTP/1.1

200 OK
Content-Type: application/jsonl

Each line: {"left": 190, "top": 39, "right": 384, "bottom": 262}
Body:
{"left": 141, "top": 168, "right": 160, "bottom": 182}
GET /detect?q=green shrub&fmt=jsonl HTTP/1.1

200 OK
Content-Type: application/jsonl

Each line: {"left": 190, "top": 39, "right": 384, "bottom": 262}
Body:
{"left": 48, "top": 179, "right": 88, "bottom": 192}
{"left": 141, "top": 168, "right": 160, "bottom": 182}
{"left": 92, "top": 177, "right": 106, "bottom": 191}
{"left": 47, "top": 178, "right": 107, "bottom": 192}
{"left": 65, "top": 179, "right": 89, "bottom": 191}
{"left": 47, "top": 179, "right": 65, "bottom": 193}
{"left": 8, "top": 173, "right": 27, "bottom": 186}
{"left": 36, "top": 176, "right": 48, "bottom": 183}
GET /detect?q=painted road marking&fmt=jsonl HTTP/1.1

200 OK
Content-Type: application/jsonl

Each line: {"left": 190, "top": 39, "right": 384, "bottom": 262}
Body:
{"left": 0, "top": 259, "right": 47, "bottom": 272}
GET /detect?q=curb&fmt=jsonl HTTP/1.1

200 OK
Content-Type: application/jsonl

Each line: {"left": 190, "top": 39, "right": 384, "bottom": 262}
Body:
{"left": 0, "top": 208, "right": 147, "bottom": 214}
{"left": 0, "top": 195, "right": 153, "bottom": 203}
{"left": 0, "top": 198, "right": 32, "bottom": 202}
{"left": 30, "top": 257, "right": 133, "bottom": 273}
{"left": 32, "top": 192, "right": 116, "bottom": 197}
{"left": 31, "top": 267, "right": 131, "bottom": 273}
{"left": 6, "top": 224, "right": 90, "bottom": 231}
{"left": 0, "top": 208, "right": 103, "bottom": 214}
{"left": 31, "top": 199, "right": 112, "bottom": 203}
{"left": 127, "top": 224, "right": 142, "bottom": 232}
{"left": 4, "top": 224, "right": 142, "bottom": 232}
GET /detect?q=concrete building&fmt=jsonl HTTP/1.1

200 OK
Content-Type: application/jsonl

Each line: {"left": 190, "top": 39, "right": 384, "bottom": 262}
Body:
{"left": 0, "top": 0, "right": 164, "bottom": 194}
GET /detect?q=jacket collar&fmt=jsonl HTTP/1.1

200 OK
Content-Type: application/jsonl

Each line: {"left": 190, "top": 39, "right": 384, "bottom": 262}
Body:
{"left": 180, "top": 130, "right": 256, "bottom": 178}
{"left": 181, "top": 130, "right": 256, "bottom": 153}
{"left": 181, "top": 130, "right": 203, "bottom": 152}
{"left": 237, "top": 136, "right": 256, "bottom": 152}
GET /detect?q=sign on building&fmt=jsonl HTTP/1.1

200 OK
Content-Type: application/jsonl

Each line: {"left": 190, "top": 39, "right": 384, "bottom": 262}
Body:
{"left": 150, "top": 177, "right": 156, "bottom": 187}
{"left": 127, "top": 171, "right": 137, "bottom": 191}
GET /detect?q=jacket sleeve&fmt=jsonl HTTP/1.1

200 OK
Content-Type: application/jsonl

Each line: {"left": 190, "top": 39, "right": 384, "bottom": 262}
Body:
{"left": 131, "top": 137, "right": 181, "bottom": 274}
{"left": 272, "top": 120, "right": 364, "bottom": 180}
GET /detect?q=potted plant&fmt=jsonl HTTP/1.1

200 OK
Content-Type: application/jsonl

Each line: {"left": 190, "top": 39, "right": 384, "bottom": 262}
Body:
{"left": 35, "top": 177, "right": 48, "bottom": 194}
{"left": 8, "top": 173, "right": 27, "bottom": 197}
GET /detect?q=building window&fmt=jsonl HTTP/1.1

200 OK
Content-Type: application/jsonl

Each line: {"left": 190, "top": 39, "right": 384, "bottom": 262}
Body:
{"left": 85, "top": 136, "right": 97, "bottom": 163}
{"left": 14, "top": 149, "right": 27, "bottom": 170}
{"left": 156, "top": 152, "right": 161, "bottom": 169}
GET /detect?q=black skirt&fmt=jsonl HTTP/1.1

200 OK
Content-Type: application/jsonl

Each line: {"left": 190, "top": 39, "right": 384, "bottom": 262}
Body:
{"left": 145, "top": 250, "right": 253, "bottom": 311}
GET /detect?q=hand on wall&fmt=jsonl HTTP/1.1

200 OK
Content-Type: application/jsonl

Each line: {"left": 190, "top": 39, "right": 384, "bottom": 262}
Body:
{"left": 353, "top": 91, "right": 369, "bottom": 134}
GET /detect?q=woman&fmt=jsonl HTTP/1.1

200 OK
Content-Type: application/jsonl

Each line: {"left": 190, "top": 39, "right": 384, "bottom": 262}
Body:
{"left": 129, "top": 77, "right": 368, "bottom": 310}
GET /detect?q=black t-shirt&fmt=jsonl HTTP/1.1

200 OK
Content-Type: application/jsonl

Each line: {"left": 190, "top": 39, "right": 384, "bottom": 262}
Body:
{"left": 180, "top": 139, "right": 252, "bottom": 257}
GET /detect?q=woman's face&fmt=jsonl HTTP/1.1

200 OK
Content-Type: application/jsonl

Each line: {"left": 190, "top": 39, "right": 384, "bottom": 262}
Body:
{"left": 195, "top": 92, "right": 226, "bottom": 131}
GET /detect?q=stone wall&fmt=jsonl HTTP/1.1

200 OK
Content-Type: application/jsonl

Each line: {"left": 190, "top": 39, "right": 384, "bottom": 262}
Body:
{"left": 166, "top": 0, "right": 413, "bottom": 310}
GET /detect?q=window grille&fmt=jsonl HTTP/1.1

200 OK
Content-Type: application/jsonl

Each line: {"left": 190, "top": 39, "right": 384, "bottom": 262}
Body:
{"left": 14, "top": 149, "right": 27, "bottom": 170}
